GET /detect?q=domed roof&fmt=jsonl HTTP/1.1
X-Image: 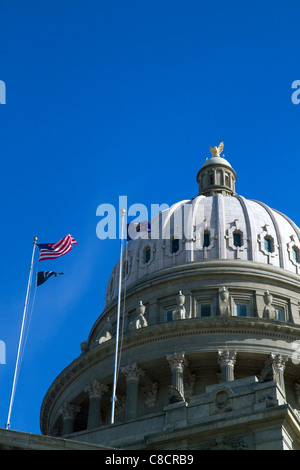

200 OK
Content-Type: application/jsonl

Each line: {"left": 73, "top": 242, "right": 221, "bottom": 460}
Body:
{"left": 105, "top": 147, "right": 300, "bottom": 305}
{"left": 200, "top": 155, "right": 233, "bottom": 169}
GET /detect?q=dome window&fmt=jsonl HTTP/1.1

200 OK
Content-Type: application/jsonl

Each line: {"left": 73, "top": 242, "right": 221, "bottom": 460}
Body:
{"left": 264, "top": 236, "right": 273, "bottom": 253}
{"left": 203, "top": 231, "right": 210, "bottom": 248}
{"left": 292, "top": 246, "right": 299, "bottom": 264}
{"left": 144, "top": 247, "right": 151, "bottom": 264}
{"left": 233, "top": 231, "right": 242, "bottom": 248}
{"left": 171, "top": 238, "right": 179, "bottom": 254}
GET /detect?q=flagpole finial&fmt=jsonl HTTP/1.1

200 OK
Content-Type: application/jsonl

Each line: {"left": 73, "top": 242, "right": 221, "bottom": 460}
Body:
{"left": 120, "top": 209, "right": 126, "bottom": 216}
{"left": 33, "top": 237, "right": 38, "bottom": 242}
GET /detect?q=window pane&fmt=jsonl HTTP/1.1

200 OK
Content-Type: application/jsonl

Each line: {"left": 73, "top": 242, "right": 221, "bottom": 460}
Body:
{"left": 292, "top": 247, "right": 299, "bottom": 263}
{"left": 203, "top": 232, "right": 210, "bottom": 248}
{"left": 165, "top": 309, "right": 173, "bottom": 322}
{"left": 144, "top": 248, "right": 151, "bottom": 263}
{"left": 236, "top": 304, "right": 247, "bottom": 317}
{"left": 233, "top": 232, "right": 242, "bottom": 247}
{"left": 276, "top": 308, "right": 285, "bottom": 321}
{"left": 198, "top": 303, "right": 211, "bottom": 317}
{"left": 264, "top": 237, "right": 272, "bottom": 253}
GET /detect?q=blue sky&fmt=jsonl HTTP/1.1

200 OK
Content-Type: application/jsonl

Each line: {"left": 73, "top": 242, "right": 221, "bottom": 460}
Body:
{"left": 1, "top": 0, "right": 300, "bottom": 434}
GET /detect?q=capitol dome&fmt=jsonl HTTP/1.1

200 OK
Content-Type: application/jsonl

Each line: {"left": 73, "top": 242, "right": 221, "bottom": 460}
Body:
{"left": 40, "top": 144, "right": 300, "bottom": 451}
{"left": 105, "top": 149, "right": 300, "bottom": 306}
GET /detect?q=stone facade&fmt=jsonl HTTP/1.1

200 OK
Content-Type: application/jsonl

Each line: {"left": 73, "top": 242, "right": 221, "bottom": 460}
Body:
{"left": 39, "top": 146, "right": 300, "bottom": 450}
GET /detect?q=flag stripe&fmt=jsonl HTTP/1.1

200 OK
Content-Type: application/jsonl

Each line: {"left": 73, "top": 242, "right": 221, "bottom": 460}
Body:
{"left": 37, "top": 234, "right": 77, "bottom": 262}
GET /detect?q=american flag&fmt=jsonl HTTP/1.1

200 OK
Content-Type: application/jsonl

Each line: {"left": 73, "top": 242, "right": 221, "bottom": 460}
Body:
{"left": 37, "top": 234, "right": 78, "bottom": 262}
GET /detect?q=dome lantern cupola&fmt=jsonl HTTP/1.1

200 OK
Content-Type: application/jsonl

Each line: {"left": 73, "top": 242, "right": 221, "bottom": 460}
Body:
{"left": 197, "top": 142, "right": 237, "bottom": 196}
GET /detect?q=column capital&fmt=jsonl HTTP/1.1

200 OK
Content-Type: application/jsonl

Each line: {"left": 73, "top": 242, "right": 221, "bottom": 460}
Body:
{"left": 166, "top": 352, "right": 187, "bottom": 371}
{"left": 59, "top": 402, "right": 80, "bottom": 419}
{"left": 269, "top": 353, "right": 288, "bottom": 372}
{"left": 84, "top": 380, "right": 108, "bottom": 399}
{"left": 121, "top": 362, "right": 145, "bottom": 381}
{"left": 217, "top": 349, "right": 237, "bottom": 367}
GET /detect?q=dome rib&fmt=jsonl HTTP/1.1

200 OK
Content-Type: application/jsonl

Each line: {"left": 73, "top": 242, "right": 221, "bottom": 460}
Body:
{"left": 233, "top": 195, "right": 257, "bottom": 262}
{"left": 250, "top": 199, "right": 285, "bottom": 269}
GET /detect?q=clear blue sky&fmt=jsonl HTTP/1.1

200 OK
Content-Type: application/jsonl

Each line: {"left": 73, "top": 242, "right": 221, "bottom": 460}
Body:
{"left": 0, "top": 0, "right": 300, "bottom": 435}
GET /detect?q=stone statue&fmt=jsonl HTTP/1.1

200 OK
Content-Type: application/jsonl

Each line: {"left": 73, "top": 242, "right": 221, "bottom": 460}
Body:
{"left": 172, "top": 291, "right": 186, "bottom": 320}
{"left": 219, "top": 287, "right": 231, "bottom": 316}
{"left": 129, "top": 301, "right": 148, "bottom": 331}
{"left": 98, "top": 317, "right": 113, "bottom": 344}
{"left": 262, "top": 291, "right": 276, "bottom": 320}
{"left": 209, "top": 142, "right": 224, "bottom": 157}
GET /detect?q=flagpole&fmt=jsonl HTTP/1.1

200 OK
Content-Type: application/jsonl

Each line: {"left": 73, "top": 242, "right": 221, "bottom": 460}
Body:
{"left": 111, "top": 209, "right": 126, "bottom": 424}
{"left": 5, "top": 236, "right": 38, "bottom": 430}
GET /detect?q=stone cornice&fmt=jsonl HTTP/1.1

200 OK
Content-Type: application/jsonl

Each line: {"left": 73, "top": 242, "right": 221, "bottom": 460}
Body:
{"left": 40, "top": 315, "right": 300, "bottom": 434}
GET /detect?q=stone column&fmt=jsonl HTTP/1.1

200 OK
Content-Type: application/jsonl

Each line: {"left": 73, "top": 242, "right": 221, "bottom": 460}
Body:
{"left": 269, "top": 353, "right": 288, "bottom": 394}
{"left": 218, "top": 349, "right": 237, "bottom": 382}
{"left": 121, "top": 363, "right": 145, "bottom": 420}
{"left": 166, "top": 352, "right": 187, "bottom": 398}
{"left": 84, "top": 380, "right": 108, "bottom": 429}
{"left": 59, "top": 402, "right": 80, "bottom": 435}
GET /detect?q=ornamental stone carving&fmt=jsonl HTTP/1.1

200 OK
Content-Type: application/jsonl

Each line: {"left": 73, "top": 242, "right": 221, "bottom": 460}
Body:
{"left": 166, "top": 352, "right": 187, "bottom": 371}
{"left": 184, "top": 374, "right": 196, "bottom": 399}
{"left": 259, "top": 353, "right": 288, "bottom": 394}
{"left": 219, "top": 287, "right": 232, "bottom": 316}
{"left": 166, "top": 352, "right": 187, "bottom": 401}
{"left": 98, "top": 317, "right": 113, "bottom": 344}
{"left": 262, "top": 291, "right": 277, "bottom": 320}
{"left": 129, "top": 301, "right": 148, "bottom": 331}
{"left": 80, "top": 339, "right": 89, "bottom": 354}
{"left": 209, "top": 142, "right": 224, "bottom": 157}
{"left": 121, "top": 362, "right": 145, "bottom": 381}
{"left": 84, "top": 380, "right": 108, "bottom": 399}
{"left": 198, "top": 436, "right": 248, "bottom": 450}
{"left": 168, "top": 385, "right": 185, "bottom": 403}
{"left": 142, "top": 382, "right": 158, "bottom": 407}
{"left": 209, "top": 384, "right": 234, "bottom": 415}
{"left": 59, "top": 402, "right": 80, "bottom": 419}
{"left": 172, "top": 291, "right": 186, "bottom": 320}
{"left": 269, "top": 352, "right": 288, "bottom": 373}
{"left": 59, "top": 402, "right": 81, "bottom": 435}
{"left": 218, "top": 349, "right": 237, "bottom": 381}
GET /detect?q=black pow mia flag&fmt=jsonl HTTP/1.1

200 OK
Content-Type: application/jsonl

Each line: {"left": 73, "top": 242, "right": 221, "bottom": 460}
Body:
{"left": 36, "top": 271, "right": 64, "bottom": 287}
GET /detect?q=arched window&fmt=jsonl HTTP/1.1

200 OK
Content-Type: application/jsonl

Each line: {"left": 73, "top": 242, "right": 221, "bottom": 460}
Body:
{"left": 203, "top": 231, "right": 210, "bottom": 248}
{"left": 292, "top": 246, "right": 299, "bottom": 263}
{"left": 233, "top": 231, "right": 242, "bottom": 248}
{"left": 264, "top": 236, "right": 273, "bottom": 253}
{"left": 144, "top": 247, "right": 151, "bottom": 264}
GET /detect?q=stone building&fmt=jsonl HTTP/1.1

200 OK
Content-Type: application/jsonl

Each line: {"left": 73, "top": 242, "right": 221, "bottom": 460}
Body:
{"left": 39, "top": 144, "right": 300, "bottom": 450}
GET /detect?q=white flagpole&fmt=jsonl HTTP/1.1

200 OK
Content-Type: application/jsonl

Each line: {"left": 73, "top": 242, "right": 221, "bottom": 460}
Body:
{"left": 111, "top": 209, "right": 126, "bottom": 424}
{"left": 5, "top": 236, "right": 38, "bottom": 430}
